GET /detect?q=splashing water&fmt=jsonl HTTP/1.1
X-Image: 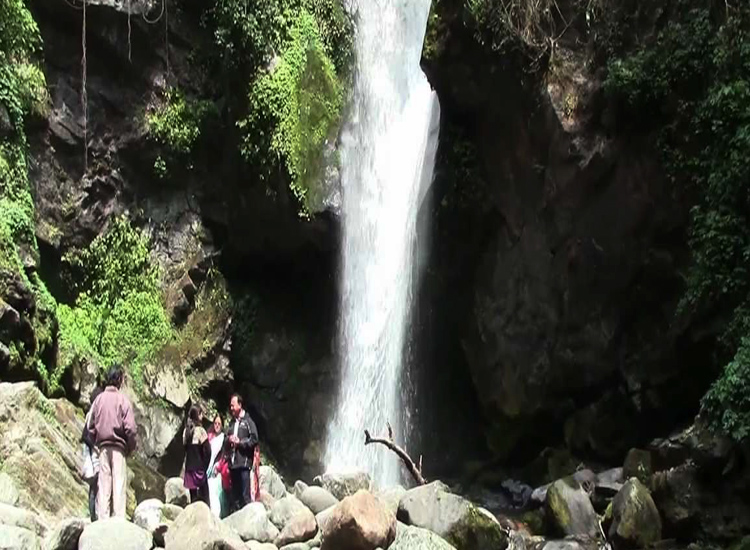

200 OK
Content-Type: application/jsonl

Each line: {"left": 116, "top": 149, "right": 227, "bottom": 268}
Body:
{"left": 324, "top": 0, "right": 440, "bottom": 487}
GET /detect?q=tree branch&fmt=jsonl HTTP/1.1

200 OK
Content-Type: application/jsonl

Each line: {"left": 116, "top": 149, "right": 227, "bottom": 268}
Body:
{"left": 364, "top": 425, "right": 427, "bottom": 486}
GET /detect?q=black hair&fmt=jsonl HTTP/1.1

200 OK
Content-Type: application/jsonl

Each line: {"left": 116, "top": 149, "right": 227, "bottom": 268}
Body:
{"left": 230, "top": 393, "right": 243, "bottom": 407}
{"left": 184, "top": 405, "right": 202, "bottom": 445}
{"left": 105, "top": 365, "right": 124, "bottom": 389}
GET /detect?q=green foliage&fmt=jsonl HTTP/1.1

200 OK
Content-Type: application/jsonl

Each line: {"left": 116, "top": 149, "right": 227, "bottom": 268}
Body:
{"left": 702, "top": 338, "right": 750, "bottom": 442}
{"left": 146, "top": 89, "right": 216, "bottom": 178}
{"left": 604, "top": 2, "right": 750, "bottom": 440}
{"left": 240, "top": 9, "right": 343, "bottom": 215}
{"left": 206, "top": 0, "right": 352, "bottom": 215}
{"left": 58, "top": 217, "right": 173, "bottom": 393}
{"left": 0, "top": 0, "right": 59, "bottom": 391}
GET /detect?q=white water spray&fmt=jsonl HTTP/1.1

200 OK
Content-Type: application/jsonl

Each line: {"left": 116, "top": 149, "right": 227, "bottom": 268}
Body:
{"left": 324, "top": 0, "right": 440, "bottom": 486}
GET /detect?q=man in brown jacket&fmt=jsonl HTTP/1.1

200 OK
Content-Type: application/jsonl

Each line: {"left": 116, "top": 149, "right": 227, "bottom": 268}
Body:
{"left": 88, "top": 365, "right": 137, "bottom": 519}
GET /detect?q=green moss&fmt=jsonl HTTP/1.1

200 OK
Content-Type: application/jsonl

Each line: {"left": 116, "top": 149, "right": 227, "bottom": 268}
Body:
{"left": 241, "top": 9, "right": 343, "bottom": 216}
{"left": 445, "top": 506, "right": 507, "bottom": 550}
{"left": 146, "top": 88, "right": 216, "bottom": 178}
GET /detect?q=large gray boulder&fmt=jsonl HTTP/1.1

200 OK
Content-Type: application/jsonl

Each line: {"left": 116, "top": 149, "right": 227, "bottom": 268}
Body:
{"left": 246, "top": 543, "right": 279, "bottom": 550}
{"left": 270, "top": 496, "right": 310, "bottom": 530}
{"left": 608, "top": 478, "right": 661, "bottom": 550}
{"left": 275, "top": 506, "right": 317, "bottom": 547}
{"left": 390, "top": 523, "right": 457, "bottom": 550}
{"left": 313, "top": 473, "right": 371, "bottom": 501}
{"left": 545, "top": 478, "right": 599, "bottom": 538}
{"left": 223, "top": 502, "right": 279, "bottom": 543}
{"left": 133, "top": 498, "right": 173, "bottom": 546}
{"left": 321, "top": 490, "right": 396, "bottom": 550}
{"left": 299, "top": 487, "right": 338, "bottom": 515}
{"left": 398, "top": 482, "right": 507, "bottom": 550}
{"left": 41, "top": 518, "right": 87, "bottom": 550}
{"left": 0, "top": 503, "right": 47, "bottom": 536}
{"left": 260, "top": 467, "right": 288, "bottom": 500}
{"left": 0, "top": 524, "right": 41, "bottom": 550}
{"left": 164, "top": 478, "right": 189, "bottom": 507}
{"left": 374, "top": 486, "right": 406, "bottom": 518}
{"left": 165, "top": 502, "right": 244, "bottom": 550}
{"left": 77, "top": 518, "right": 152, "bottom": 550}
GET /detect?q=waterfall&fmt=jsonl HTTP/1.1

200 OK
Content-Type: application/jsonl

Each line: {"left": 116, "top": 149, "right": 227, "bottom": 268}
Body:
{"left": 324, "top": 0, "right": 440, "bottom": 486}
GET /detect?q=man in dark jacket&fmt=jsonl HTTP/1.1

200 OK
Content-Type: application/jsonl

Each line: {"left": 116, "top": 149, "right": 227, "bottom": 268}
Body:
{"left": 88, "top": 365, "right": 137, "bottom": 519}
{"left": 224, "top": 393, "right": 258, "bottom": 512}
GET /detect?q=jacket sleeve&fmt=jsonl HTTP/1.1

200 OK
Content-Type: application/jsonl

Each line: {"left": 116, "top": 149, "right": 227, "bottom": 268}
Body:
{"left": 121, "top": 398, "right": 137, "bottom": 454}
{"left": 238, "top": 417, "right": 258, "bottom": 453}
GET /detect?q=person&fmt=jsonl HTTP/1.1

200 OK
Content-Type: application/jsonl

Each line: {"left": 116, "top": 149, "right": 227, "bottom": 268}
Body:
{"left": 224, "top": 393, "right": 258, "bottom": 512}
{"left": 207, "top": 414, "right": 228, "bottom": 517}
{"left": 88, "top": 365, "right": 137, "bottom": 519}
{"left": 80, "top": 381, "right": 104, "bottom": 521}
{"left": 183, "top": 405, "right": 211, "bottom": 504}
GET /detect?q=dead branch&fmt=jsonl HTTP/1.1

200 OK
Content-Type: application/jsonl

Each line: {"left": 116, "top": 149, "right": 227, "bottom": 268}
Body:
{"left": 364, "top": 423, "right": 426, "bottom": 486}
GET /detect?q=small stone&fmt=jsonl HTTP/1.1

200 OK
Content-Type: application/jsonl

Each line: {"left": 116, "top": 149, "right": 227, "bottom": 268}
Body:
{"left": 0, "top": 524, "right": 41, "bottom": 550}
{"left": 623, "top": 449, "right": 653, "bottom": 486}
{"left": 223, "top": 502, "right": 279, "bottom": 543}
{"left": 313, "top": 473, "right": 371, "bottom": 501}
{"left": 165, "top": 477, "right": 190, "bottom": 507}
{"left": 545, "top": 478, "right": 599, "bottom": 538}
{"left": 260, "top": 467, "right": 288, "bottom": 500}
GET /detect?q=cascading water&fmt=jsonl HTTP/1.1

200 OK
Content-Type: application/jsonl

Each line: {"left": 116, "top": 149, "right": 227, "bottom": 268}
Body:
{"left": 324, "top": 0, "right": 440, "bottom": 486}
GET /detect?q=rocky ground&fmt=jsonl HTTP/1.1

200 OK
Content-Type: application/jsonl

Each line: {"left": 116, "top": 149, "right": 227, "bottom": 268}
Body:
{"left": 0, "top": 380, "right": 748, "bottom": 550}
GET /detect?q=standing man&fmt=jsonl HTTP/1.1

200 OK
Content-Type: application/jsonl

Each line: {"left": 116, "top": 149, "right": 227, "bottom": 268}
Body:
{"left": 224, "top": 393, "right": 258, "bottom": 512}
{"left": 88, "top": 365, "right": 137, "bottom": 519}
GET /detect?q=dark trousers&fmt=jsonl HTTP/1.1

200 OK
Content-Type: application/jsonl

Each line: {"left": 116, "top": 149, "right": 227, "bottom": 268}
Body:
{"left": 189, "top": 483, "right": 209, "bottom": 505}
{"left": 230, "top": 468, "right": 250, "bottom": 512}
{"left": 86, "top": 476, "right": 98, "bottom": 521}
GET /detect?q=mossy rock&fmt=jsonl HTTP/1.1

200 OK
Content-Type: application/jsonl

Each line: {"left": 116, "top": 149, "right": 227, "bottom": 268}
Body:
{"left": 545, "top": 477, "right": 599, "bottom": 538}
{"left": 445, "top": 507, "right": 508, "bottom": 550}
{"left": 518, "top": 508, "right": 546, "bottom": 536}
{"left": 609, "top": 478, "right": 661, "bottom": 550}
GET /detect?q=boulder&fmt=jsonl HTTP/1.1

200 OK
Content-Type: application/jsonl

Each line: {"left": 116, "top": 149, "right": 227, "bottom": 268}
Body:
{"left": 315, "top": 506, "right": 336, "bottom": 533}
{"left": 313, "top": 473, "right": 371, "bottom": 501}
{"left": 390, "top": 523, "right": 457, "bottom": 550}
{"left": 374, "top": 486, "right": 406, "bottom": 518}
{"left": 0, "top": 524, "right": 41, "bottom": 550}
{"left": 0, "top": 472, "right": 20, "bottom": 506}
{"left": 223, "top": 502, "right": 279, "bottom": 543}
{"left": 41, "top": 517, "right": 87, "bottom": 550}
{"left": 279, "top": 544, "right": 309, "bottom": 550}
{"left": 0, "top": 503, "right": 47, "bottom": 536}
{"left": 545, "top": 478, "right": 599, "bottom": 538}
{"left": 247, "top": 543, "right": 279, "bottom": 550}
{"left": 133, "top": 498, "right": 173, "bottom": 546}
{"left": 162, "top": 504, "right": 183, "bottom": 522}
{"left": 146, "top": 364, "right": 190, "bottom": 409}
{"left": 398, "top": 482, "right": 507, "bottom": 550}
{"left": 321, "top": 490, "right": 396, "bottom": 550}
{"left": 77, "top": 518, "right": 152, "bottom": 550}
{"left": 299, "top": 487, "right": 338, "bottom": 515}
{"left": 294, "top": 481, "right": 309, "bottom": 499}
{"left": 0, "top": 383, "right": 88, "bottom": 525}
{"left": 608, "top": 478, "right": 661, "bottom": 550}
{"left": 165, "top": 502, "right": 245, "bottom": 550}
{"left": 260, "top": 467, "right": 288, "bottom": 500}
{"left": 623, "top": 449, "right": 652, "bottom": 485}
{"left": 275, "top": 506, "right": 317, "bottom": 547}
{"left": 270, "top": 495, "right": 310, "bottom": 530}
{"left": 164, "top": 478, "right": 189, "bottom": 507}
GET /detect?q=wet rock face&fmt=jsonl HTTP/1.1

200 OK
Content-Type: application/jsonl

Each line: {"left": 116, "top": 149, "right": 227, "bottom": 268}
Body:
{"left": 417, "top": 0, "right": 710, "bottom": 463}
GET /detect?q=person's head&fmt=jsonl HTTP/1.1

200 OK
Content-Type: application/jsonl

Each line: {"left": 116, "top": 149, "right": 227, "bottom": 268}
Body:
{"left": 188, "top": 405, "right": 203, "bottom": 424}
{"left": 212, "top": 414, "right": 223, "bottom": 434}
{"left": 105, "top": 365, "right": 124, "bottom": 389}
{"left": 229, "top": 394, "right": 243, "bottom": 418}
